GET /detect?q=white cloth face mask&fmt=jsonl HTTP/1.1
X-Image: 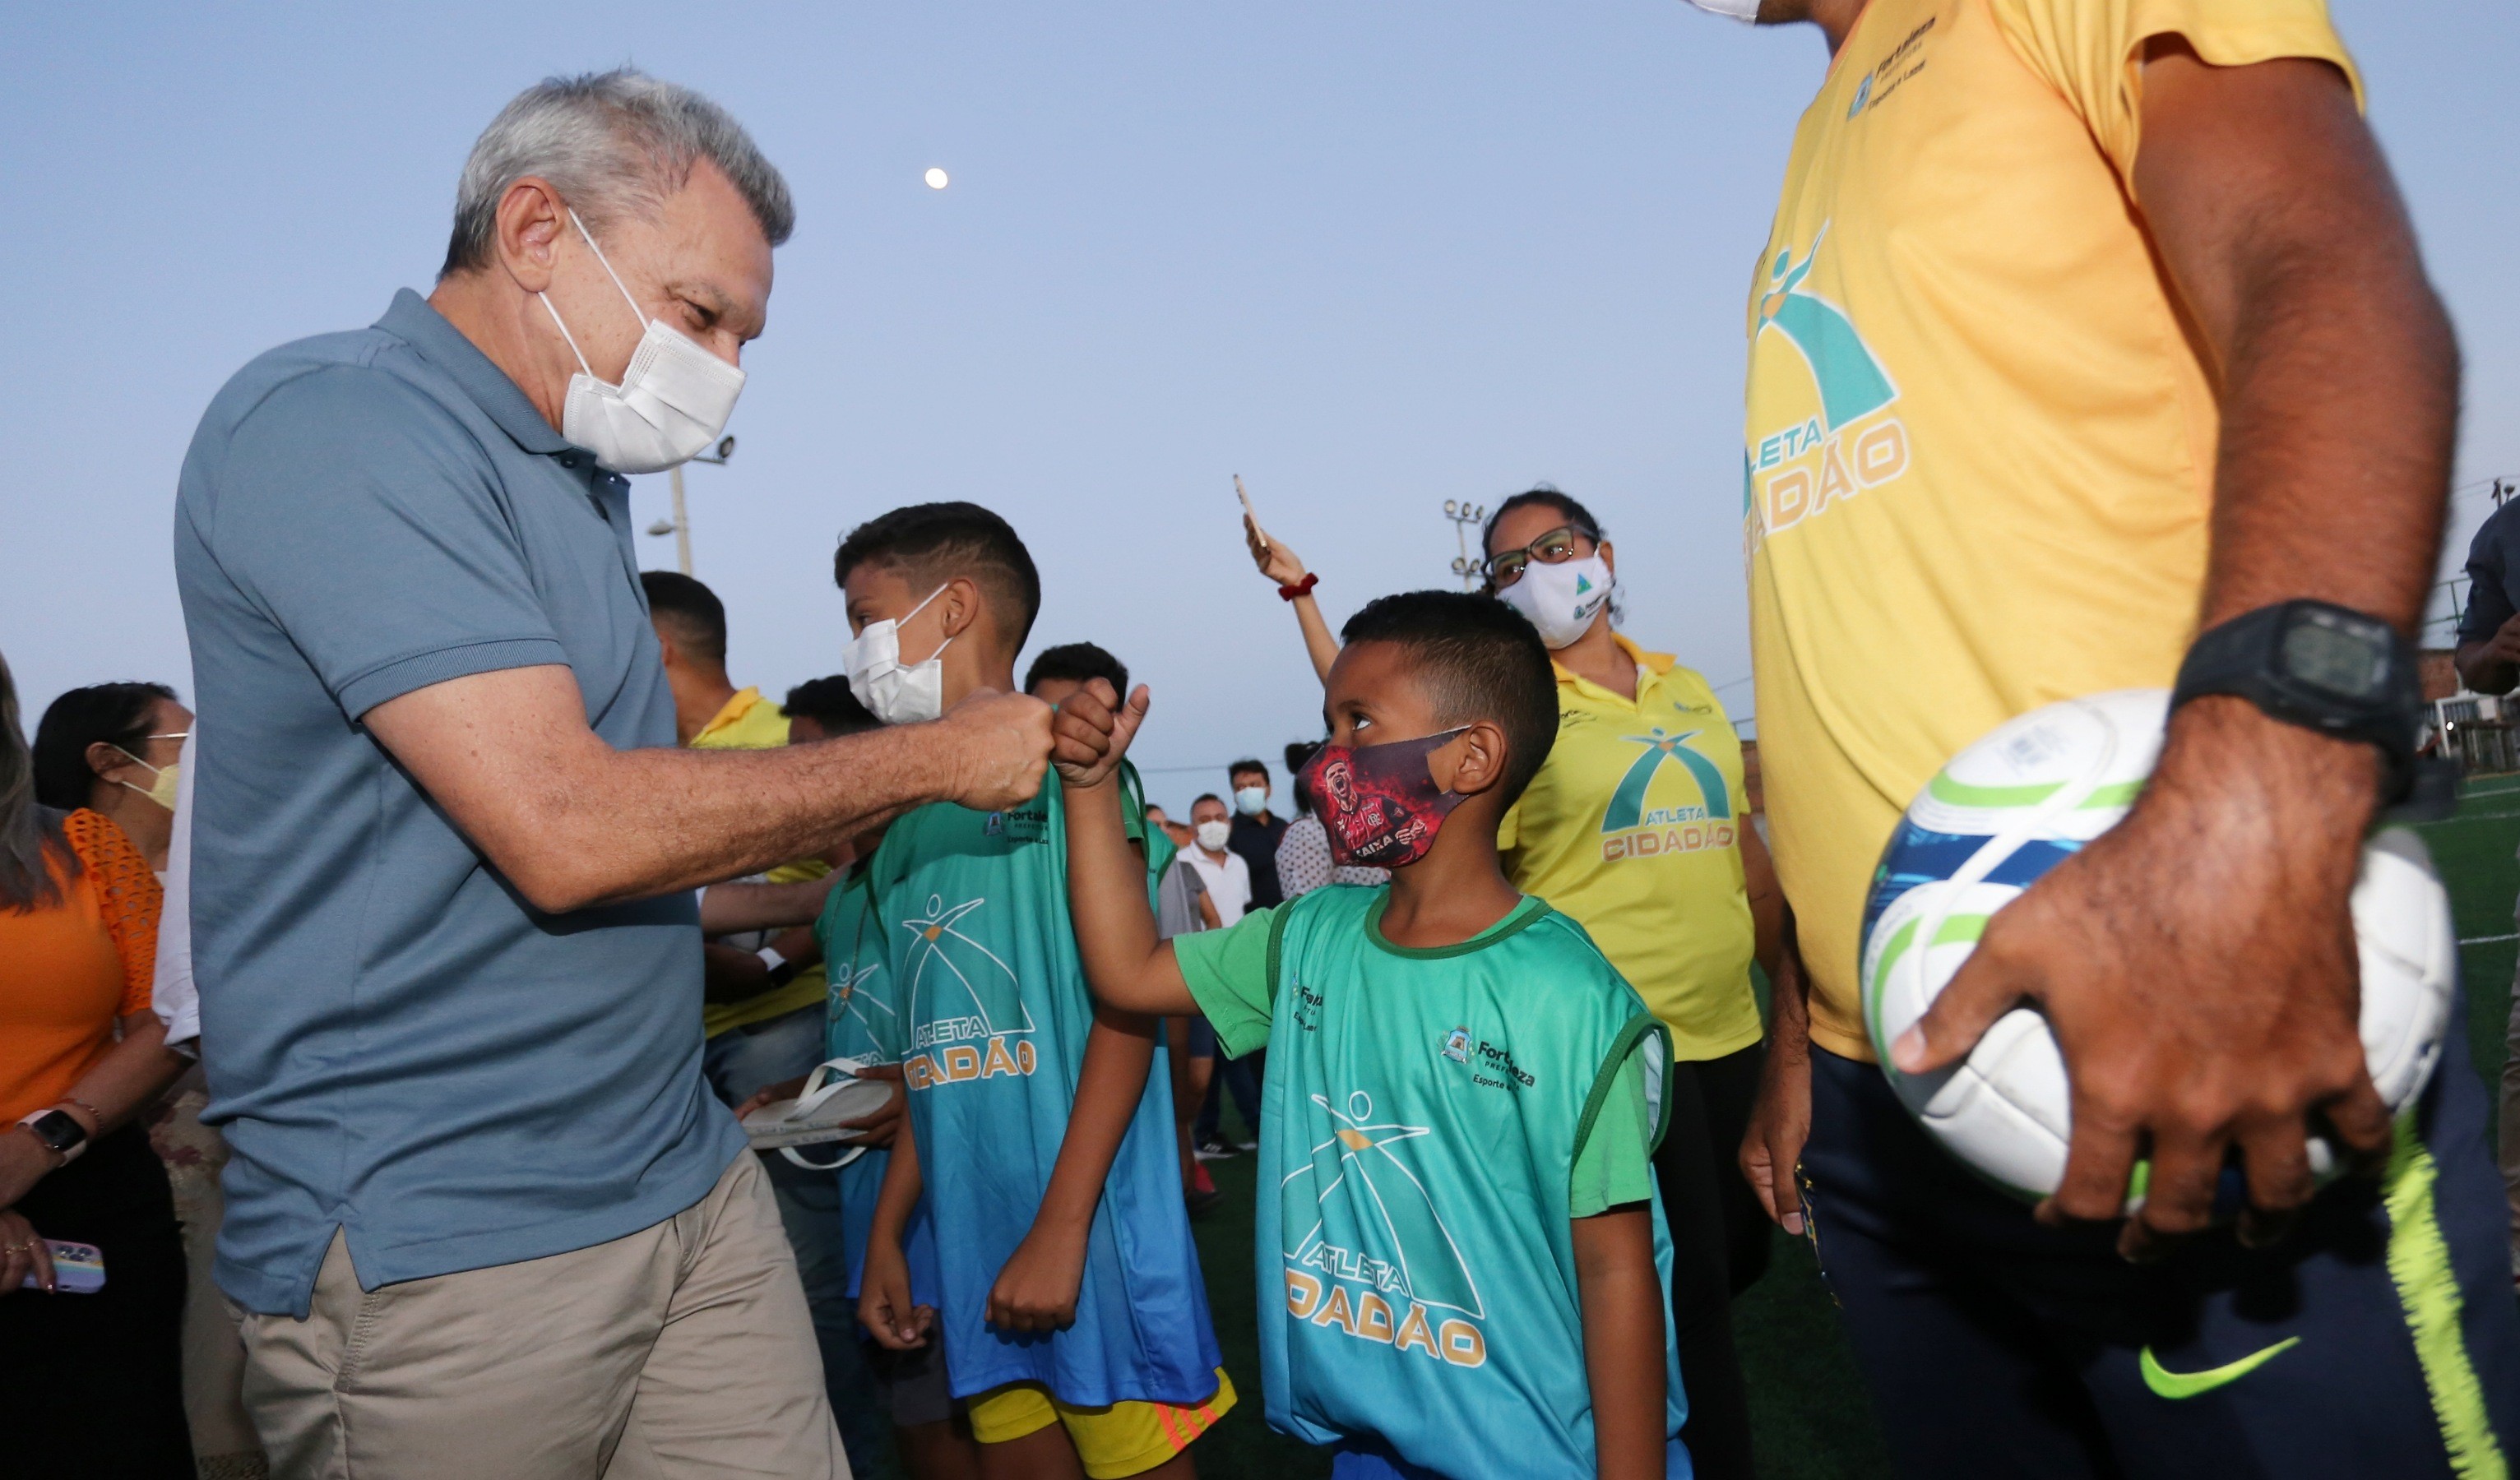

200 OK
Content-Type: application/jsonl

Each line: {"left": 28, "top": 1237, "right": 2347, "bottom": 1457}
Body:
{"left": 1683, "top": 0, "right": 1760, "bottom": 20}
{"left": 1499, "top": 553, "right": 1617, "bottom": 650}
{"left": 843, "top": 585, "right": 956, "bottom": 726}
{"left": 1195, "top": 820, "right": 1233, "bottom": 852}
{"left": 538, "top": 210, "right": 747, "bottom": 475}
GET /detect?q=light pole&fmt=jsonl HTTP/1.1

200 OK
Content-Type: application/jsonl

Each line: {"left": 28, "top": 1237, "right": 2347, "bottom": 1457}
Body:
{"left": 1443, "top": 499, "right": 1489, "bottom": 591}
{"left": 645, "top": 436, "right": 738, "bottom": 576}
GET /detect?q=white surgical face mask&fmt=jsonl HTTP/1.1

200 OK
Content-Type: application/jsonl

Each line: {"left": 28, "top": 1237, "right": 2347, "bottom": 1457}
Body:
{"left": 1683, "top": 0, "right": 1760, "bottom": 20}
{"left": 539, "top": 210, "right": 747, "bottom": 475}
{"left": 1233, "top": 785, "right": 1268, "bottom": 816}
{"left": 1499, "top": 553, "right": 1616, "bottom": 650}
{"left": 1195, "top": 820, "right": 1233, "bottom": 853}
{"left": 842, "top": 585, "right": 955, "bottom": 726}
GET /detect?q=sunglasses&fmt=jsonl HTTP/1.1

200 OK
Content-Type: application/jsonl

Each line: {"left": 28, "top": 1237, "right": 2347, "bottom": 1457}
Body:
{"left": 1481, "top": 524, "right": 1599, "bottom": 590}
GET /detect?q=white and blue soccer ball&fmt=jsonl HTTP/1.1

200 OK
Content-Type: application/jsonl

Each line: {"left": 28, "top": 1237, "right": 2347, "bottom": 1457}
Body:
{"left": 1860, "top": 689, "right": 2454, "bottom": 1205}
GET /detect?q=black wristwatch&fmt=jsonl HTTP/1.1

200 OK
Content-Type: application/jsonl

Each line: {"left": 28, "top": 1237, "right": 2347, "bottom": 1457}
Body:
{"left": 2170, "top": 599, "right": 2424, "bottom": 802}
{"left": 15, "top": 1108, "right": 88, "bottom": 1166}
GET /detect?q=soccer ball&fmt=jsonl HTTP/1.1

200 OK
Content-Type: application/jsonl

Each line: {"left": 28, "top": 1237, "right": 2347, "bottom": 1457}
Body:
{"left": 1860, "top": 689, "right": 2454, "bottom": 1205}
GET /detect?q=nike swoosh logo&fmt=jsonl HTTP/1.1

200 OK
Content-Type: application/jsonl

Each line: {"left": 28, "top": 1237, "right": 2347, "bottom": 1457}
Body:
{"left": 2139, "top": 1337, "right": 2302, "bottom": 1399}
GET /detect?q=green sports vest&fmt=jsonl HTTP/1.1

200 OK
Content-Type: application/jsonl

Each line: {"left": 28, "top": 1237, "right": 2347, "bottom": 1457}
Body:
{"left": 1253, "top": 885, "right": 1687, "bottom": 1473}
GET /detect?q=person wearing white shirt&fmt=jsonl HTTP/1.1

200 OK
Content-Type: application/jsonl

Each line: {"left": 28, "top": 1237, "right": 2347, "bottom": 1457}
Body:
{"left": 1179, "top": 793, "right": 1252, "bottom": 927}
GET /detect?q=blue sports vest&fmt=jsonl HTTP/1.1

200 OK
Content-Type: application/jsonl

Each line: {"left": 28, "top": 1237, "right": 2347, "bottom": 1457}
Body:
{"left": 1257, "top": 886, "right": 1685, "bottom": 1474}
{"left": 867, "top": 765, "right": 1222, "bottom": 1405}
{"left": 815, "top": 864, "right": 939, "bottom": 1305}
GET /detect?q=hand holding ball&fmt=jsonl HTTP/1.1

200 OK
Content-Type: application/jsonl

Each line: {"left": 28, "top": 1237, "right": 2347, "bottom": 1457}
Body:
{"left": 1860, "top": 690, "right": 2453, "bottom": 1209}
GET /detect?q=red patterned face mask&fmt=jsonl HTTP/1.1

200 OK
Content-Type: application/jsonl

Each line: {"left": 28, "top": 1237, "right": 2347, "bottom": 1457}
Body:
{"left": 1299, "top": 728, "right": 1469, "bottom": 869}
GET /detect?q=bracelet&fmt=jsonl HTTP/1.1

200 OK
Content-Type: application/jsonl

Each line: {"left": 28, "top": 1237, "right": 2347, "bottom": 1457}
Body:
{"left": 1278, "top": 572, "right": 1318, "bottom": 602}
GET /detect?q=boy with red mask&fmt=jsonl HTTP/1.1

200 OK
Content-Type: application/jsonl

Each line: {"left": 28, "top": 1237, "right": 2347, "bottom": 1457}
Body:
{"left": 1052, "top": 590, "right": 1688, "bottom": 1479}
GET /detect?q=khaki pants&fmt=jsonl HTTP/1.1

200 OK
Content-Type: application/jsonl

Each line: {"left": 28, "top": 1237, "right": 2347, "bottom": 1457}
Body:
{"left": 238, "top": 1152, "right": 847, "bottom": 1480}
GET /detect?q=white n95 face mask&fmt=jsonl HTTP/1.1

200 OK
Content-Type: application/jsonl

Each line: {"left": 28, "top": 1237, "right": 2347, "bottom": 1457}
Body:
{"left": 843, "top": 585, "right": 956, "bottom": 725}
{"left": 539, "top": 210, "right": 747, "bottom": 475}
{"left": 1683, "top": 0, "right": 1760, "bottom": 19}
{"left": 1499, "top": 554, "right": 1616, "bottom": 650}
{"left": 1195, "top": 820, "right": 1233, "bottom": 852}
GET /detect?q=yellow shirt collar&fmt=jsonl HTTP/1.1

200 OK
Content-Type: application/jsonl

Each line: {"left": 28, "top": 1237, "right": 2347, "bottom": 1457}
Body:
{"left": 1550, "top": 632, "right": 1676, "bottom": 705}
{"left": 693, "top": 687, "right": 775, "bottom": 747}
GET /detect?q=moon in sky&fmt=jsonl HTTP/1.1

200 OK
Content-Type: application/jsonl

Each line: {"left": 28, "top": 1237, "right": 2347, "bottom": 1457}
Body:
{"left": 924, "top": 167, "right": 949, "bottom": 190}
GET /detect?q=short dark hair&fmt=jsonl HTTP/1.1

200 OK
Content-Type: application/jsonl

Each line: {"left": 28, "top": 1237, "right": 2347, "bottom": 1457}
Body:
{"left": 1226, "top": 758, "right": 1268, "bottom": 783}
{"left": 1339, "top": 590, "right": 1559, "bottom": 803}
{"left": 641, "top": 570, "right": 728, "bottom": 666}
{"left": 783, "top": 676, "right": 880, "bottom": 738}
{"left": 34, "top": 682, "right": 178, "bottom": 812}
{"left": 1025, "top": 642, "right": 1128, "bottom": 700}
{"left": 833, "top": 502, "right": 1042, "bottom": 647}
{"left": 1191, "top": 793, "right": 1227, "bottom": 812}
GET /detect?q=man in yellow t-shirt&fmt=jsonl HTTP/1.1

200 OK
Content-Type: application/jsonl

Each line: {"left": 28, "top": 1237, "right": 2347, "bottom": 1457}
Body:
{"left": 1693, "top": 0, "right": 2520, "bottom": 1470}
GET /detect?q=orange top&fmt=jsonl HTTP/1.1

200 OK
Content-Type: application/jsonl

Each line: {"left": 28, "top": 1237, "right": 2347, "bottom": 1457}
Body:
{"left": 0, "top": 809, "right": 160, "bottom": 1123}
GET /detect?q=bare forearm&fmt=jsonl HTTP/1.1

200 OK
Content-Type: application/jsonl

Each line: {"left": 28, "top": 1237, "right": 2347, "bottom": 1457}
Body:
{"left": 1574, "top": 1209, "right": 1666, "bottom": 1479}
{"left": 1031, "top": 1011, "right": 1159, "bottom": 1234}
{"left": 869, "top": 1111, "right": 924, "bottom": 1248}
{"left": 67, "top": 1016, "right": 187, "bottom": 1135}
{"left": 1291, "top": 595, "right": 1340, "bottom": 685}
{"left": 1742, "top": 825, "right": 1784, "bottom": 983}
{"left": 2138, "top": 54, "right": 2453, "bottom": 634}
{"left": 1064, "top": 777, "right": 1196, "bottom": 1015}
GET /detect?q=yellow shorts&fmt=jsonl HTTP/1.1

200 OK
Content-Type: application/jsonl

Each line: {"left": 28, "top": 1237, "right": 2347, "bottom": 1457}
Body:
{"left": 966, "top": 1367, "right": 1237, "bottom": 1478}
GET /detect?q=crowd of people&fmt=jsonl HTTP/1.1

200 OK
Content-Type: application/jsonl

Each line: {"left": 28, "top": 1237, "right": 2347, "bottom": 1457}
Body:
{"left": 7, "top": 2, "right": 2520, "bottom": 1478}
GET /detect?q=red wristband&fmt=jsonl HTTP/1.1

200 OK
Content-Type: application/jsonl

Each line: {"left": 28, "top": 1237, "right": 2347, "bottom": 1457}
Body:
{"left": 1278, "top": 572, "right": 1318, "bottom": 602}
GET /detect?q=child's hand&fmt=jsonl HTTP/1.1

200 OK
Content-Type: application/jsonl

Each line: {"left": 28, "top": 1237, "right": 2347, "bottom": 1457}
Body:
{"left": 837, "top": 1065, "right": 906, "bottom": 1150}
{"left": 1246, "top": 514, "right": 1309, "bottom": 588}
{"left": 1049, "top": 680, "right": 1151, "bottom": 790}
{"left": 985, "top": 1223, "right": 1090, "bottom": 1334}
{"left": 732, "top": 1073, "right": 812, "bottom": 1122}
{"left": 858, "top": 1236, "right": 934, "bottom": 1350}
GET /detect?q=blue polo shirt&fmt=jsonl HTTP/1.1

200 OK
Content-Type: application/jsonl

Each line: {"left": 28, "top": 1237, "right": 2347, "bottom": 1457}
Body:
{"left": 174, "top": 289, "right": 743, "bottom": 1317}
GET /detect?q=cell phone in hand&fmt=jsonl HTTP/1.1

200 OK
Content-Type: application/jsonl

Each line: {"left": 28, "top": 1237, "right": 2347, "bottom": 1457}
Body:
{"left": 20, "top": 1240, "right": 104, "bottom": 1293}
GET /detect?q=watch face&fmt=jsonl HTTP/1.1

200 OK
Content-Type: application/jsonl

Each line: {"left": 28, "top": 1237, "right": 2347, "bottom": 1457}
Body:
{"left": 26, "top": 1110, "right": 83, "bottom": 1153}
{"left": 2281, "top": 610, "right": 2390, "bottom": 701}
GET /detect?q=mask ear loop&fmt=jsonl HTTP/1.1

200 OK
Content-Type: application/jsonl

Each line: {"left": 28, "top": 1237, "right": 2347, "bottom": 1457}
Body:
{"left": 535, "top": 208, "right": 651, "bottom": 383}
{"left": 898, "top": 585, "right": 958, "bottom": 669}
{"left": 567, "top": 209, "right": 651, "bottom": 326}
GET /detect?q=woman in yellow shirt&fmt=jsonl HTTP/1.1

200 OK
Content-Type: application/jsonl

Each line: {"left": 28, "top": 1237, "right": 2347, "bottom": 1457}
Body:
{"left": 1248, "top": 487, "right": 1780, "bottom": 1479}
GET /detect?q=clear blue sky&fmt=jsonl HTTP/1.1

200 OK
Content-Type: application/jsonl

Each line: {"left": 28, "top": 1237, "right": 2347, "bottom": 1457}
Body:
{"left": 4, "top": 2, "right": 2511, "bottom": 815}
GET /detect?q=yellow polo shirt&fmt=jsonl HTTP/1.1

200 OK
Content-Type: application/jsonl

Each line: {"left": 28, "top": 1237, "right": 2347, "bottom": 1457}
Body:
{"left": 1741, "top": 0, "right": 2358, "bottom": 1060}
{"left": 1499, "top": 635, "right": 1763, "bottom": 1061}
{"left": 690, "top": 687, "right": 832, "bottom": 1037}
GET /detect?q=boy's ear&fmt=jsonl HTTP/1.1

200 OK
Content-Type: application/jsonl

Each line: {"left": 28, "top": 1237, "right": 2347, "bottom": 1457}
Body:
{"left": 1438, "top": 720, "right": 1514, "bottom": 799}
{"left": 934, "top": 576, "right": 986, "bottom": 641}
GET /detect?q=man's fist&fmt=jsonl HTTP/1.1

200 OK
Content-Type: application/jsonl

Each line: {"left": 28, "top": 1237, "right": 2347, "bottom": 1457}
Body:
{"left": 1050, "top": 679, "right": 1151, "bottom": 789}
{"left": 935, "top": 689, "right": 1054, "bottom": 813}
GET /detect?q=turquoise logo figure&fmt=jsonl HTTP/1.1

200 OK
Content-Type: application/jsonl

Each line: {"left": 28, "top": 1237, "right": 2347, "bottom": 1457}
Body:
{"left": 899, "top": 893, "right": 1035, "bottom": 1039}
{"left": 828, "top": 960, "right": 895, "bottom": 1056}
{"left": 1847, "top": 73, "right": 1874, "bottom": 118}
{"left": 1603, "top": 728, "right": 1732, "bottom": 833}
{"left": 1754, "top": 224, "right": 1899, "bottom": 432}
{"left": 1441, "top": 1027, "right": 1471, "bottom": 1064}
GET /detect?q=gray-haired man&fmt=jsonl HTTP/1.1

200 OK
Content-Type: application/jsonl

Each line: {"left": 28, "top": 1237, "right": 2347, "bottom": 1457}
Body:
{"left": 175, "top": 70, "right": 1050, "bottom": 1477}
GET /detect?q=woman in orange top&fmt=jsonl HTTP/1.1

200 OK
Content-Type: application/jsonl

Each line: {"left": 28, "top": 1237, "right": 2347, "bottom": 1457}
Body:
{"left": 0, "top": 652, "right": 192, "bottom": 1473}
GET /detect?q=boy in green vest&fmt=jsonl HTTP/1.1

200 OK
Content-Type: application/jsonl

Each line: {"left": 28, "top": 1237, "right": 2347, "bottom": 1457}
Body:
{"left": 1054, "top": 590, "right": 1688, "bottom": 1479}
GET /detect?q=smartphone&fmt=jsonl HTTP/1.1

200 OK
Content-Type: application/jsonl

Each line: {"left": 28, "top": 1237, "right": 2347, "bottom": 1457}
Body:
{"left": 18, "top": 1240, "right": 104, "bottom": 1293}
{"left": 1235, "top": 474, "right": 1269, "bottom": 550}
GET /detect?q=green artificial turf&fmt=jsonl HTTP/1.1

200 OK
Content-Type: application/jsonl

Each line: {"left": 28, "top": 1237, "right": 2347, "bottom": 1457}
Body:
{"left": 1174, "top": 776, "right": 2518, "bottom": 1480}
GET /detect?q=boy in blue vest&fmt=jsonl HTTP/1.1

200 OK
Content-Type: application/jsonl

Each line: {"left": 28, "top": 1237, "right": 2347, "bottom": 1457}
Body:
{"left": 841, "top": 503, "right": 1234, "bottom": 1479}
{"left": 1054, "top": 589, "right": 1688, "bottom": 1478}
